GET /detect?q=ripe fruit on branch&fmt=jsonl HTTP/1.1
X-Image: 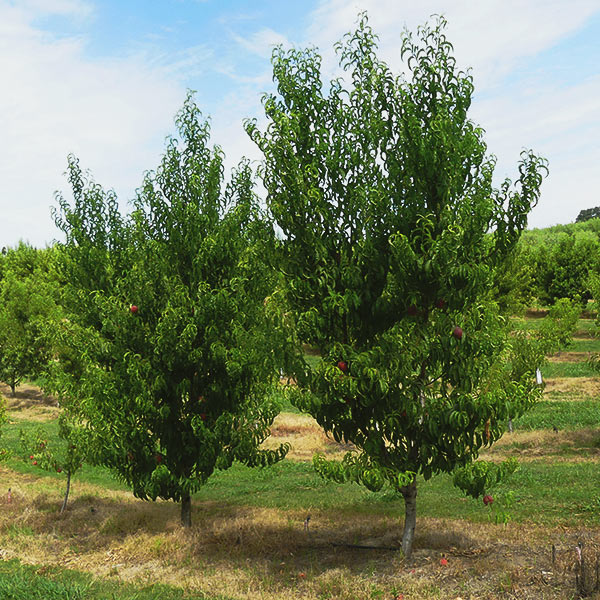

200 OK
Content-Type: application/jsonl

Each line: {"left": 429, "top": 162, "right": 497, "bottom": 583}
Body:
{"left": 435, "top": 299, "right": 446, "bottom": 309}
{"left": 407, "top": 305, "right": 418, "bottom": 316}
{"left": 337, "top": 361, "right": 348, "bottom": 373}
{"left": 452, "top": 326, "right": 463, "bottom": 340}
{"left": 483, "top": 494, "right": 494, "bottom": 506}
{"left": 33, "top": 461, "right": 38, "bottom": 465}
{"left": 130, "top": 305, "right": 139, "bottom": 314}
{"left": 57, "top": 467, "right": 62, "bottom": 473}
{"left": 29, "top": 455, "right": 34, "bottom": 460}
{"left": 155, "top": 454, "right": 162, "bottom": 463}
{"left": 200, "top": 413, "right": 207, "bottom": 421}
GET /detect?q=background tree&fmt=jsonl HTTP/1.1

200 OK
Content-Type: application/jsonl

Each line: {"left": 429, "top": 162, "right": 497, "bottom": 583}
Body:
{"left": 51, "top": 95, "right": 290, "bottom": 527}
{"left": 576, "top": 208, "right": 600, "bottom": 223}
{"left": 247, "top": 15, "right": 548, "bottom": 557}
{"left": 518, "top": 223, "right": 600, "bottom": 306}
{"left": 0, "top": 245, "right": 58, "bottom": 395}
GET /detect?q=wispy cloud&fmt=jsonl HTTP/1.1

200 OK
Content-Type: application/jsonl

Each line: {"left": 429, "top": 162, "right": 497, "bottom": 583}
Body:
{"left": 19, "top": 0, "right": 94, "bottom": 19}
{"left": 307, "top": 0, "right": 600, "bottom": 90}
{"left": 231, "top": 26, "right": 290, "bottom": 58}
{"left": 0, "top": 0, "right": 185, "bottom": 246}
{"left": 303, "top": 0, "right": 600, "bottom": 227}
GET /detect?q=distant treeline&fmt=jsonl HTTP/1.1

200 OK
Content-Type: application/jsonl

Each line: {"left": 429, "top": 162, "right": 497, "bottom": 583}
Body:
{"left": 495, "top": 218, "right": 600, "bottom": 312}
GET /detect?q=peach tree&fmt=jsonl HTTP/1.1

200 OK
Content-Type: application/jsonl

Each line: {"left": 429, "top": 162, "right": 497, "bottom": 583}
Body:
{"left": 51, "top": 95, "right": 289, "bottom": 526}
{"left": 20, "top": 413, "right": 88, "bottom": 513}
{"left": 0, "top": 245, "right": 58, "bottom": 395}
{"left": 246, "top": 16, "right": 548, "bottom": 557}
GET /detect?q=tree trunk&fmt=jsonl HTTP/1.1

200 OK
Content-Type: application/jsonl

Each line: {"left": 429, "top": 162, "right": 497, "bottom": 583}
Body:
{"left": 10, "top": 382, "right": 16, "bottom": 397}
{"left": 60, "top": 471, "right": 71, "bottom": 514}
{"left": 400, "top": 478, "right": 417, "bottom": 559}
{"left": 181, "top": 493, "right": 192, "bottom": 527}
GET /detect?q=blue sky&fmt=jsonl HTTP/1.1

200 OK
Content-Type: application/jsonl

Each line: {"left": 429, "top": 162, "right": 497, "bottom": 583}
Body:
{"left": 1, "top": 0, "right": 599, "bottom": 248}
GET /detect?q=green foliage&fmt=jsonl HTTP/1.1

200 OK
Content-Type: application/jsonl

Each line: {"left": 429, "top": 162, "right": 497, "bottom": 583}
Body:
{"left": 0, "top": 397, "right": 9, "bottom": 463}
{"left": 247, "top": 14, "right": 547, "bottom": 555}
{"left": 0, "top": 245, "right": 58, "bottom": 395}
{"left": 20, "top": 413, "right": 88, "bottom": 511}
{"left": 50, "top": 94, "right": 290, "bottom": 524}
{"left": 508, "top": 297, "right": 580, "bottom": 383}
{"left": 492, "top": 245, "right": 535, "bottom": 315}
{"left": 540, "top": 298, "right": 582, "bottom": 350}
{"left": 453, "top": 458, "right": 518, "bottom": 499}
{"left": 20, "top": 414, "right": 87, "bottom": 474}
{"left": 519, "top": 226, "right": 600, "bottom": 305}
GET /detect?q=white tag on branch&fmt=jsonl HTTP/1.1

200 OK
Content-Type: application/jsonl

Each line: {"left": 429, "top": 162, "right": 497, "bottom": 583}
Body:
{"left": 536, "top": 368, "right": 543, "bottom": 385}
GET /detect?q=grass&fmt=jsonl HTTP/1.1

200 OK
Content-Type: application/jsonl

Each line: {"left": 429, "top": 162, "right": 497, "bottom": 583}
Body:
{"left": 0, "top": 558, "right": 228, "bottom": 599}
{"left": 568, "top": 338, "right": 600, "bottom": 352}
{"left": 512, "top": 399, "right": 600, "bottom": 430}
{"left": 511, "top": 316, "right": 597, "bottom": 336}
{"left": 2, "top": 314, "right": 600, "bottom": 599}
{"left": 541, "top": 360, "right": 598, "bottom": 378}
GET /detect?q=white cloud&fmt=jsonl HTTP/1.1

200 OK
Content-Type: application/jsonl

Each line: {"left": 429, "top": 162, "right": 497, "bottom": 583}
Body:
{"left": 472, "top": 73, "right": 600, "bottom": 227}
{"left": 307, "top": 0, "right": 599, "bottom": 90}
{"left": 0, "top": 1, "right": 186, "bottom": 247}
{"left": 1, "top": 0, "right": 598, "bottom": 246}
{"left": 232, "top": 26, "right": 290, "bottom": 59}
{"left": 302, "top": 0, "right": 600, "bottom": 228}
{"left": 19, "top": 0, "right": 93, "bottom": 19}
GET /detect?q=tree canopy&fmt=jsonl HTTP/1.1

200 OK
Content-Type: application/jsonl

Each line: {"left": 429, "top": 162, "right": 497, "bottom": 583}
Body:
{"left": 51, "top": 95, "right": 290, "bottom": 526}
{"left": 247, "top": 14, "right": 548, "bottom": 557}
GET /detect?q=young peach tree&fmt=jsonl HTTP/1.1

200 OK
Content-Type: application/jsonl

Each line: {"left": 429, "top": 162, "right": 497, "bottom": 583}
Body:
{"left": 246, "top": 16, "right": 548, "bottom": 557}
{"left": 20, "top": 414, "right": 88, "bottom": 513}
{"left": 51, "top": 95, "right": 289, "bottom": 527}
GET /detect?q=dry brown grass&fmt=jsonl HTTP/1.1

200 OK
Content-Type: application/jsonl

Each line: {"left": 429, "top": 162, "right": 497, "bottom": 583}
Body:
{"left": 547, "top": 351, "right": 590, "bottom": 363}
{"left": 0, "top": 382, "right": 59, "bottom": 422}
{"left": 0, "top": 464, "right": 585, "bottom": 599}
{"left": 2, "top": 383, "right": 599, "bottom": 598}
{"left": 481, "top": 428, "right": 600, "bottom": 462}
{"left": 543, "top": 377, "right": 600, "bottom": 398}
{"left": 264, "top": 413, "right": 353, "bottom": 460}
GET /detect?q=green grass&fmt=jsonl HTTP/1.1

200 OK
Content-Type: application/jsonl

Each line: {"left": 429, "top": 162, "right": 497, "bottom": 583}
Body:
{"left": 513, "top": 400, "right": 600, "bottom": 430}
{"left": 568, "top": 338, "right": 600, "bottom": 352}
{"left": 541, "top": 361, "right": 598, "bottom": 378}
{"left": 2, "top": 418, "right": 127, "bottom": 491}
{"left": 190, "top": 456, "right": 600, "bottom": 527}
{"left": 303, "top": 353, "right": 321, "bottom": 369}
{"left": 0, "top": 558, "right": 229, "bottom": 599}
{"left": 511, "top": 317, "right": 597, "bottom": 336}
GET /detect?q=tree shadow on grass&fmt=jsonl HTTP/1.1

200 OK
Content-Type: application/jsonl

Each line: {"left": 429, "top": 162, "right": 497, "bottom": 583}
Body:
{"left": 0, "top": 486, "right": 574, "bottom": 599}
{"left": 1, "top": 383, "right": 57, "bottom": 411}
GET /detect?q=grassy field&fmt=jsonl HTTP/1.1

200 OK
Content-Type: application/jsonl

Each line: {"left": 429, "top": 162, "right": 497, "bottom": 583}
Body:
{"left": 1, "top": 318, "right": 600, "bottom": 599}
